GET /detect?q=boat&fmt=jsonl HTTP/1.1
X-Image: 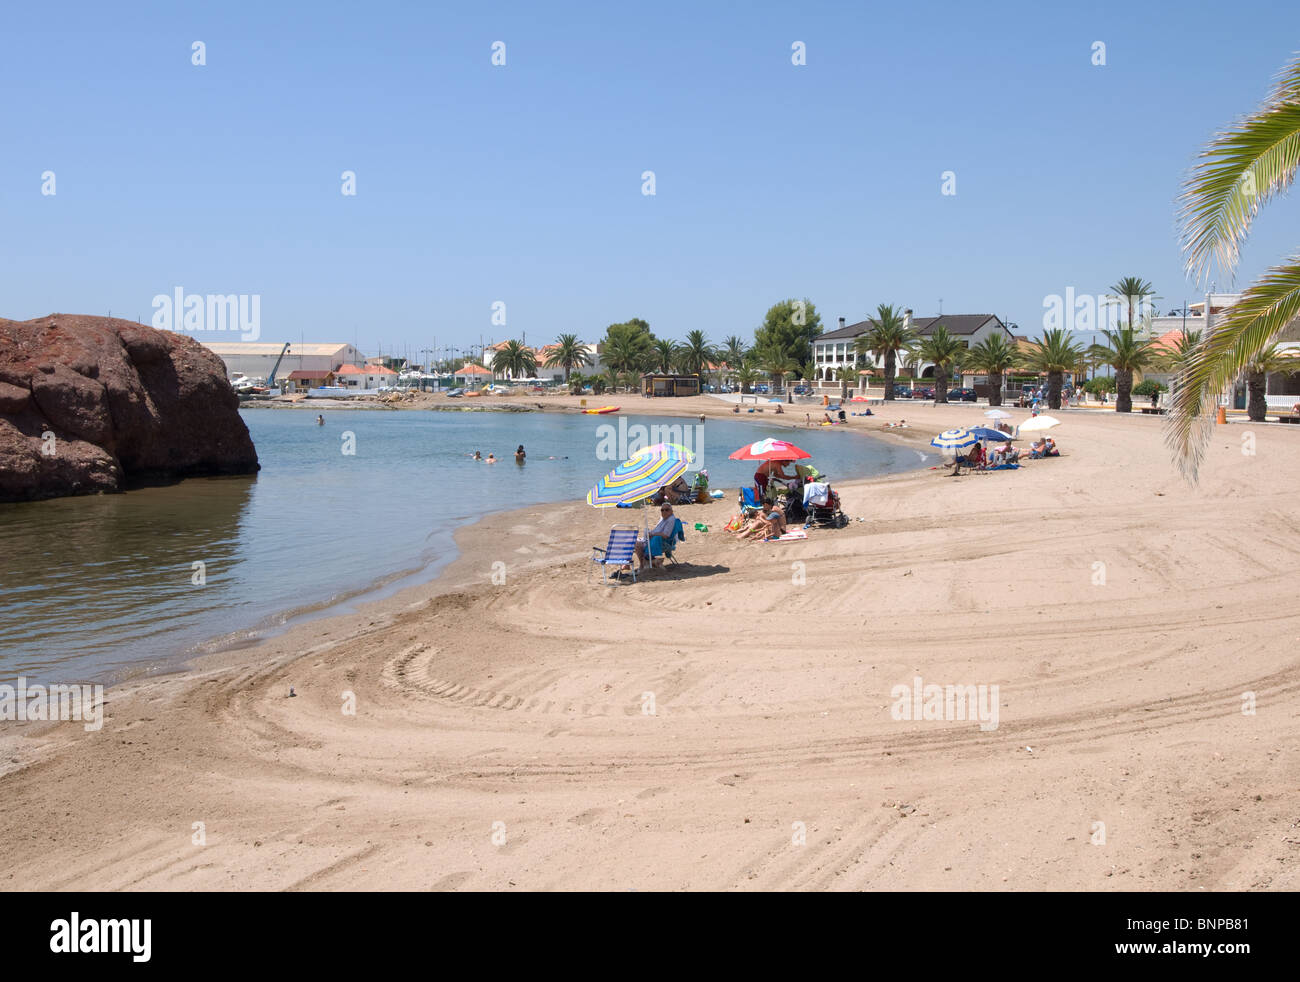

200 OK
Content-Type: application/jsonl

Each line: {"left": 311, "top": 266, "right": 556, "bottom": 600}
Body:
{"left": 582, "top": 406, "right": 619, "bottom": 415}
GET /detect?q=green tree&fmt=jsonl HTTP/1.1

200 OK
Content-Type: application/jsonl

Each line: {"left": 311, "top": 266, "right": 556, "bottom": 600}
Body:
{"left": 651, "top": 337, "right": 678, "bottom": 374}
{"left": 722, "top": 335, "right": 748, "bottom": 374}
{"left": 1172, "top": 52, "right": 1300, "bottom": 477}
{"left": 966, "top": 334, "right": 1018, "bottom": 407}
{"left": 1108, "top": 276, "right": 1156, "bottom": 330}
{"left": 603, "top": 321, "right": 654, "bottom": 380}
{"left": 490, "top": 340, "right": 537, "bottom": 379}
{"left": 1243, "top": 344, "right": 1300, "bottom": 421}
{"left": 856, "top": 303, "right": 916, "bottom": 401}
{"left": 544, "top": 333, "right": 592, "bottom": 382}
{"left": 1019, "top": 329, "right": 1084, "bottom": 410}
{"left": 1087, "top": 327, "right": 1160, "bottom": 413}
{"left": 677, "top": 329, "right": 715, "bottom": 377}
{"left": 567, "top": 371, "right": 587, "bottom": 395}
{"left": 912, "top": 325, "right": 964, "bottom": 403}
{"left": 754, "top": 299, "right": 823, "bottom": 366}
{"left": 735, "top": 360, "right": 760, "bottom": 395}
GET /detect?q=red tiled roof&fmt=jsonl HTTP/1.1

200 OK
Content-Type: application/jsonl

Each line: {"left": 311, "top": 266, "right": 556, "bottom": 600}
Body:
{"left": 455, "top": 363, "right": 492, "bottom": 375}
{"left": 287, "top": 370, "right": 333, "bottom": 380}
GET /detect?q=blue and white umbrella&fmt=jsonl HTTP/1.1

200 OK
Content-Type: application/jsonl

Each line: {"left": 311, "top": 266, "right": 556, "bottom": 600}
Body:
{"left": 930, "top": 428, "right": 979, "bottom": 452}
{"left": 966, "top": 426, "right": 1013, "bottom": 442}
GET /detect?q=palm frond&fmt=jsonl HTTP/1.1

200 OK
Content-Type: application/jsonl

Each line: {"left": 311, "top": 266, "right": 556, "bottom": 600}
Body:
{"left": 1179, "top": 97, "right": 1300, "bottom": 283}
{"left": 1165, "top": 257, "right": 1300, "bottom": 480}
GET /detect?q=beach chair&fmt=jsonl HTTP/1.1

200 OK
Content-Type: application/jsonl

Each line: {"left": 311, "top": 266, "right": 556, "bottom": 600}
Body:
{"left": 590, "top": 525, "right": 639, "bottom": 584}
{"left": 739, "top": 486, "right": 762, "bottom": 511}
{"left": 647, "top": 518, "right": 687, "bottom": 567}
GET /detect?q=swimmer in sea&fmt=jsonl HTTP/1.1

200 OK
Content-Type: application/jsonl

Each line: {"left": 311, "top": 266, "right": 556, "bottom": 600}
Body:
{"left": 317, "top": 415, "right": 325, "bottom": 425}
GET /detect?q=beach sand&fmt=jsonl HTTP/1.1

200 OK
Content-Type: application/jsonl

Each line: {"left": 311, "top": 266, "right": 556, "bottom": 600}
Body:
{"left": 2, "top": 399, "right": 1297, "bottom": 891}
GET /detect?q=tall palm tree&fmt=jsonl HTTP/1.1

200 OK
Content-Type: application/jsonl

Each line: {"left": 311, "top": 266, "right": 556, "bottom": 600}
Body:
{"left": 605, "top": 331, "right": 650, "bottom": 381}
{"left": 543, "top": 334, "right": 592, "bottom": 382}
{"left": 677, "top": 329, "right": 715, "bottom": 378}
{"left": 912, "top": 325, "right": 964, "bottom": 403}
{"left": 1171, "top": 52, "right": 1300, "bottom": 478}
{"left": 490, "top": 340, "right": 537, "bottom": 380}
{"left": 834, "top": 365, "right": 855, "bottom": 402}
{"left": 857, "top": 303, "right": 916, "bottom": 401}
{"left": 1019, "top": 329, "right": 1084, "bottom": 409}
{"left": 1243, "top": 344, "right": 1300, "bottom": 421}
{"left": 1108, "top": 276, "right": 1156, "bottom": 331}
{"left": 1088, "top": 327, "right": 1160, "bottom": 413}
{"left": 651, "top": 338, "right": 677, "bottom": 375}
{"left": 722, "top": 335, "right": 748, "bottom": 373}
{"left": 760, "top": 350, "right": 797, "bottom": 394}
{"left": 735, "top": 361, "right": 760, "bottom": 395}
{"left": 966, "top": 334, "right": 1018, "bottom": 407}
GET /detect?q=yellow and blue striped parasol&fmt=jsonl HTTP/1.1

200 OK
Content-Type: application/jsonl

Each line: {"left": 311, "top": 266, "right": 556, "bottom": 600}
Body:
{"left": 930, "top": 428, "right": 979, "bottom": 452}
{"left": 587, "top": 446, "right": 693, "bottom": 507}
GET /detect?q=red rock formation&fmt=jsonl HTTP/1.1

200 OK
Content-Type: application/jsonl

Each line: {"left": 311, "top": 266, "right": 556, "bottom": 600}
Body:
{"left": 0, "top": 314, "right": 259, "bottom": 502}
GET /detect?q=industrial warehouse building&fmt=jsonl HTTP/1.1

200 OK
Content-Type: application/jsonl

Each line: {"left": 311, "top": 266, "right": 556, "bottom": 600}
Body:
{"left": 200, "top": 342, "right": 365, "bottom": 380}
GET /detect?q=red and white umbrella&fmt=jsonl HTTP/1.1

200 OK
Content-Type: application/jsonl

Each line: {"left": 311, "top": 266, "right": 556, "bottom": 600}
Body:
{"left": 728, "top": 438, "right": 811, "bottom": 461}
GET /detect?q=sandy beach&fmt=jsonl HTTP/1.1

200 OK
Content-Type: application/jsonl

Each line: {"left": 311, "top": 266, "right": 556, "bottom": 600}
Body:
{"left": 2, "top": 398, "right": 1297, "bottom": 891}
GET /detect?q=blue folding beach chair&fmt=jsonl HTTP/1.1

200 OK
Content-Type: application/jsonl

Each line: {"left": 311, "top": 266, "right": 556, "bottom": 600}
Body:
{"left": 739, "top": 486, "right": 762, "bottom": 510}
{"left": 590, "top": 525, "right": 639, "bottom": 584}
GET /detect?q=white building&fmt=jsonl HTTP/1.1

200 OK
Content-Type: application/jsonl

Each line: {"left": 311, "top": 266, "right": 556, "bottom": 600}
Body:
{"left": 201, "top": 342, "right": 365, "bottom": 381}
{"left": 812, "top": 311, "right": 1013, "bottom": 383}
{"left": 335, "top": 364, "right": 398, "bottom": 390}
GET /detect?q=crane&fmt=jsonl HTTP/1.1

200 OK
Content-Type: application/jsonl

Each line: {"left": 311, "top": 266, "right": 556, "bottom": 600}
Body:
{"left": 267, "top": 343, "right": 291, "bottom": 388}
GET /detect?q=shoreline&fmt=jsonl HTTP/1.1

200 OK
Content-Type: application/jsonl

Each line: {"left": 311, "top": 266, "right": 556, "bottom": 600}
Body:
{"left": 3, "top": 402, "right": 1296, "bottom": 890}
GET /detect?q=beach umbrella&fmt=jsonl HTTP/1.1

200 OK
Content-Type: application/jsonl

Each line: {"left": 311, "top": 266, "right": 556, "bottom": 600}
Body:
{"left": 983, "top": 409, "right": 1011, "bottom": 419}
{"left": 850, "top": 395, "right": 870, "bottom": 403}
{"left": 587, "top": 450, "right": 690, "bottom": 507}
{"left": 728, "top": 438, "right": 811, "bottom": 461}
{"left": 966, "top": 426, "right": 1011, "bottom": 442}
{"left": 930, "top": 428, "right": 979, "bottom": 453}
{"left": 1018, "top": 415, "right": 1060, "bottom": 432}
{"left": 629, "top": 442, "right": 694, "bottom": 462}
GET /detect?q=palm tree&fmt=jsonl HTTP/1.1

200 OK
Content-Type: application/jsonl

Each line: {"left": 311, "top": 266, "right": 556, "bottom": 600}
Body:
{"left": 1243, "top": 344, "right": 1300, "bottom": 421}
{"left": 677, "top": 329, "right": 715, "bottom": 378}
{"left": 722, "top": 335, "right": 748, "bottom": 373}
{"left": 834, "top": 365, "right": 855, "bottom": 403}
{"left": 1019, "top": 329, "right": 1084, "bottom": 409}
{"left": 490, "top": 340, "right": 537, "bottom": 380}
{"left": 1088, "top": 327, "right": 1160, "bottom": 413}
{"left": 857, "top": 303, "right": 916, "bottom": 401}
{"left": 912, "top": 325, "right": 964, "bottom": 403}
{"left": 605, "top": 332, "right": 650, "bottom": 382}
{"left": 760, "top": 350, "right": 797, "bottom": 395}
{"left": 567, "top": 371, "right": 588, "bottom": 395}
{"left": 1171, "top": 52, "right": 1300, "bottom": 478}
{"left": 966, "top": 335, "right": 1018, "bottom": 407}
{"left": 544, "top": 333, "right": 592, "bottom": 382}
{"left": 735, "top": 361, "right": 760, "bottom": 395}
{"left": 1108, "top": 276, "right": 1156, "bottom": 331}
{"left": 1160, "top": 328, "right": 1204, "bottom": 375}
{"left": 651, "top": 338, "right": 677, "bottom": 375}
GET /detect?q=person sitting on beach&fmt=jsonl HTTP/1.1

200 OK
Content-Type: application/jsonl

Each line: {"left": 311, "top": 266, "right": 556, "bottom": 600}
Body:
{"left": 738, "top": 506, "right": 786, "bottom": 541}
{"left": 754, "top": 460, "right": 793, "bottom": 495}
{"left": 732, "top": 404, "right": 740, "bottom": 414}
{"left": 995, "top": 441, "right": 1018, "bottom": 464}
{"left": 653, "top": 475, "right": 692, "bottom": 505}
{"left": 775, "top": 403, "right": 784, "bottom": 414}
{"left": 823, "top": 412, "right": 833, "bottom": 424}
{"left": 634, "top": 504, "right": 679, "bottom": 569}
{"left": 1027, "top": 439, "right": 1046, "bottom": 458}
{"left": 961, "top": 442, "right": 985, "bottom": 468}
{"left": 1043, "top": 437, "right": 1059, "bottom": 456}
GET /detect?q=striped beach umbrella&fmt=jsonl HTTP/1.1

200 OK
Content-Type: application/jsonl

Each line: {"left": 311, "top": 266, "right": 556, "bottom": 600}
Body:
{"left": 930, "top": 428, "right": 979, "bottom": 452}
{"left": 587, "top": 450, "right": 690, "bottom": 507}
{"left": 629, "top": 442, "right": 694, "bottom": 462}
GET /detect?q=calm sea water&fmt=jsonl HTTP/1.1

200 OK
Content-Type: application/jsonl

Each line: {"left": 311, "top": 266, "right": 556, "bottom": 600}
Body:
{"left": 0, "top": 407, "right": 923, "bottom": 684}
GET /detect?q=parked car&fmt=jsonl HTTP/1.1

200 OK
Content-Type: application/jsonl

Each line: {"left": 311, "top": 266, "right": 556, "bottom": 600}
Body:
{"left": 792, "top": 385, "right": 811, "bottom": 395}
{"left": 912, "top": 385, "right": 934, "bottom": 399}
{"left": 756, "top": 384, "right": 770, "bottom": 394}
{"left": 890, "top": 386, "right": 913, "bottom": 399}
{"left": 946, "top": 388, "right": 978, "bottom": 402}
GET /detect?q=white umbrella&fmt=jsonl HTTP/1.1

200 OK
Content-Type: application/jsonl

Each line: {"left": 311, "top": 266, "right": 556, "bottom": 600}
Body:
{"left": 983, "top": 409, "right": 1012, "bottom": 419}
{"left": 1018, "top": 415, "right": 1060, "bottom": 432}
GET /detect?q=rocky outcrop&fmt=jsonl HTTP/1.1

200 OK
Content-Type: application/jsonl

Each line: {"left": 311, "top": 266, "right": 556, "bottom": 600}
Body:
{"left": 0, "top": 314, "right": 259, "bottom": 503}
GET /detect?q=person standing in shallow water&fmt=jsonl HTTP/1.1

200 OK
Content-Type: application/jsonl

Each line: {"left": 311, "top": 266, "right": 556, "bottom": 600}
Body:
{"left": 515, "top": 445, "right": 526, "bottom": 464}
{"left": 317, "top": 415, "right": 325, "bottom": 426}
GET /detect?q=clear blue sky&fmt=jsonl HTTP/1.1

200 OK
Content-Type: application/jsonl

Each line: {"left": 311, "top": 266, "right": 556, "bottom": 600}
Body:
{"left": 5, "top": 0, "right": 1300, "bottom": 359}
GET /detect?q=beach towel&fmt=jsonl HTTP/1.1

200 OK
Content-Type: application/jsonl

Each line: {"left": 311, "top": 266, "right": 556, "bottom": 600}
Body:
{"left": 765, "top": 529, "right": 808, "bottom": 542}
{"left": 802, "top": 482, "right": 830, "bottom": 507}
